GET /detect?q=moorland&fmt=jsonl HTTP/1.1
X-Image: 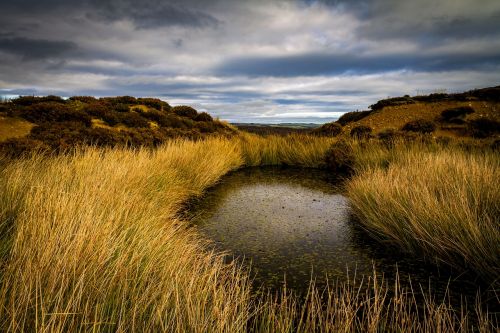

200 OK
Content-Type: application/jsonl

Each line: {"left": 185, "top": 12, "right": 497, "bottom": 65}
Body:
{"left": 0, "top": 87, "right": 499, "bottom": 332}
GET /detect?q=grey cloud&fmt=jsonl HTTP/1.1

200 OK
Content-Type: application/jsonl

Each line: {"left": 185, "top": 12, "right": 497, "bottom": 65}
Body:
{"left": 0, "top": 37, "right": 77, "bottom": 60}
{"left": 215, "top": 52, "right": 500, "bottom": 77}
{"left": 2, "top": 0, "right": 221, "bottom": 30}
{"left": 87, "top": 0, "right": 221, "bottom": 29}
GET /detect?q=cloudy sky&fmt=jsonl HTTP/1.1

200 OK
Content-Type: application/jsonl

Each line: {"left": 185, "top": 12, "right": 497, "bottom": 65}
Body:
{"left": 1, "top": 0, "right": 499, "bottom": 123}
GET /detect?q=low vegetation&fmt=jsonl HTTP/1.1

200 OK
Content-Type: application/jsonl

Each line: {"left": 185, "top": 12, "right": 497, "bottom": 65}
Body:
{"left": 0, "top": 96, "right": 235, "bottom": 156}
{"left": 344, "top": 140, "right": 500, "bottom": 281}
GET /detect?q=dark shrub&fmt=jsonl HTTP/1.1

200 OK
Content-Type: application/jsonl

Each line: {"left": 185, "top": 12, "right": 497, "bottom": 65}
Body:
{"left": 350, "top": 125, "right": 372, "bottom": 139}
{"left": 370, "top": 96, "right": 414, "bottom": 111}
{"left": 85, "top": 101, "right": 110, "bottom": 116}
{"left": 69, "top": 96, "right": 97, "bottom": 103}
{"left": 440, "top": 106, "right": 474, "bottom": 123}
{"left": 194, "top": 112, "right": 213, "bottom": 122}
{"left": 337, "top": 110, "right": 372, "bottom": 126}
{"left": 172, "top": 105, "right": 198, "bottom": 119}
{"left": 401, "top": 119, "right": 436, "bottom": 133}
{"left": 12, "top": 95, "right": 66, "bottom": 106}
{"left": 117, "top": 112, "right": 150, "bottom": 128}
{"left": 312, "top": 122, "right": 342, "bottom": 136}
{"left": 114, "top": 103, "right": 130, "bottom": 113}
{"left": 137, "top": 98, "right": 171, "bottom": 111}
{"left": 20, "top": 102, "right": 92, "bottom": 126}
{"left": 376, "top": 128, "right": 404, "bottom": 146}
{"left": 467, "top": 118, "right": 500, "bottom": 138}
{"left": 0, "top": 138, "right": 49, "bottom": 157}
{"left": 325, "top": 141, "right": 355, "bottom": 176}
{"left": 101, "top": 96, "right": 137, "bottom": 105}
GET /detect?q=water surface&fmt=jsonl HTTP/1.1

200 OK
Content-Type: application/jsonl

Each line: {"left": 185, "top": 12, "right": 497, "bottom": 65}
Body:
{"left": 191, "top": 167, "right": 493, "bottom": 305}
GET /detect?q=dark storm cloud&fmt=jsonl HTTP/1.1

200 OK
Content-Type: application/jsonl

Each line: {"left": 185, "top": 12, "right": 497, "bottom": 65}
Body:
{"left": 2, "top": 0, "right": 220, "bottom": 29}
{"left": 0, "top": 37, "right": 77, "bottom": 60}
{"left": 216, "top": 52, "right": 500, "bottom": 77}
{"left": 86, "top": 0, "right": 221, "bottom": 29}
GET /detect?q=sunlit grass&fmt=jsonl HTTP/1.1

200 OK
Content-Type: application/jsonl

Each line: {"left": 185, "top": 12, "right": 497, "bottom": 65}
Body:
{"left": 0, "top": 135, "right": 497, "bottom": 331}
{"left": 347, "top": 143, "right": 500, "bottom": 281}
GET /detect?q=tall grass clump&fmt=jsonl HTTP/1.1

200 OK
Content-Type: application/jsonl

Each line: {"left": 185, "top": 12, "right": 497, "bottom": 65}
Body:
{"left": 0, "top": 138, "right": 251, "bottom": 332}
{"left": 347, "top": 146, "right": 500, "bottom": 281}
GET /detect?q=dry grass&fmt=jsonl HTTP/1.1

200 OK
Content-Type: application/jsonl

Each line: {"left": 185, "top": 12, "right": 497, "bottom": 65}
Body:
{"left": 342, "top": 100, "right": 500, "bottom": 135}
{"left": 0, "top": 135, "right": 497, "bottom": 332}
{"left": 347, "top": 143, "right": 500, "bottom": 281}
{"left": 238, "top": 132, "right": 335, "bottom": 167}
{"left": 0, "top": 116, "right": 35, "bottom": 142}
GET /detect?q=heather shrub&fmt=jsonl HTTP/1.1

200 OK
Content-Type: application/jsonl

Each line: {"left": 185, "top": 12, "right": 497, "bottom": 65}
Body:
{"left": 0, "top": 138, "right": 49, "bottom": 157}
{"left": 137, "top": 98, "right": 170, "bottom": 111}
{"left": 194, "top": 112, "right": 213, "bottom": 122}
{"left": 114, "top": 103, "right": 130, "bottom": 113}
{"left": 336, "top": 110, "right": 372, "bottom": 126}
{"left": 350, "top": 125, "right": 372, "bottom": 139}
{"left": 117, "top": 112, "right": 150, "bottom": 128}
{"left": 19, "top": 102, "right": 92, "bottom": 126}
{"left": 467, "top": 118, "right": 500, "bottom": 138}
{"left": 12, "top": 95, "right": 66, "bottom": 106}
{"left": 312, "top": 122, "right": 342, "bottom": 136}
{"left": 172, "top": 105, "right": 198, "bottom": 119}
{"left": 101, "top": 96, "right": 137, "bottom": 105}
{"left": 325, "top": 140, "right": 355, "bottom": 176}
{"left": 69, "top": 96, "right": 97, "bottom": 103}
{"left": 440, "top": 106, "right": 474, "bottom": 124}
{"left": 401, "top": 119, "right": 436, "bottom": 133}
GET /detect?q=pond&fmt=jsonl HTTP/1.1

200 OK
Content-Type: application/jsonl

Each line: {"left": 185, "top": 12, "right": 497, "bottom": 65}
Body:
{"left": 190, "top": 167, "right": 493, "bottom": 306}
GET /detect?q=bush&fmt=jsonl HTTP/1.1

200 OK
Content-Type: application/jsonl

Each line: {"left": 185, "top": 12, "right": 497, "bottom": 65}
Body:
{"left": 337, "top": 111, "right": 372, "bottom": 126}
{"left": 325, "top": 141, "right": 355, "bottom": 176}
{"left": 12, "top": 95, "right": 66, "bottom": 106}
{"left": 312, "top": 122, "right": 342, "bottom": 136}
{"left": 101, "top": 96, "right": 137, "bottom": 105}
{"left": 19, "top": 102, "right": 92, "bottom": 126}
{"left": 0, "top": 138, "right": 49, "bottom": 157}
{"left": 350, "top": 125, "right": 372, "bottom": 139}
{"left": 440, "top": 106, "right": 474, "bottom": 123}
{"left": 137, "top": 98, "right": 171, "bottom": 111}
{"left": 376, "top": 128, "right": 405, "bottom": 146}
{"left": 172, "top": 105, "right": 198, "bottom": 119}
{"left": 117, "top": 112, "right": 150, "bottom": 128}
{"left": 194, "top": 112, "right": 213, "bottom": 122}
{"left": 114, "top": 104, "right": 130, "bottom": 113}
{"left": 467, "top": 118, "right": 500, "bottom": 138}
{"left": 401, "top": 119, "right": 436, "bottom": 133}
{"left": 69, "top": 96, "right": 97, "bottom": 103}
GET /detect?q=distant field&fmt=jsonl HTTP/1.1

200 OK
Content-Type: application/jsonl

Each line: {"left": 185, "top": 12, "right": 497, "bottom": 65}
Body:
{"left": 234, "top": 124, "right": 316, "bottom": 136}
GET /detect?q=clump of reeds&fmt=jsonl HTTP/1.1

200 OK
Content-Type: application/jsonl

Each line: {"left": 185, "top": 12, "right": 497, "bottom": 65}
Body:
{"left": 347, "top": 145, "right": 500, "bottom": 281}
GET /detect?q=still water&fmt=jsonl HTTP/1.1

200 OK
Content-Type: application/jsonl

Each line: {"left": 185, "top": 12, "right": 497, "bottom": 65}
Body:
{"left": 191, "top": 167, "right": 492, "bottom": 305}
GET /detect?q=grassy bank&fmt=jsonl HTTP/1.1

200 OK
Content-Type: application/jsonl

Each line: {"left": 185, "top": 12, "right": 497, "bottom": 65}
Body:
{"left": 347, "top": 142, "right": 500, "bottom": 281}
{"left": 0, "top": 134, "right": 497, "bottom": 331}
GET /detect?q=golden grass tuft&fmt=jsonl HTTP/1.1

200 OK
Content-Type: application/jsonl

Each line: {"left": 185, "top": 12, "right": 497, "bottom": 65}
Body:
{"left": 347, "top": 144, "right": 500, "bottom": 280}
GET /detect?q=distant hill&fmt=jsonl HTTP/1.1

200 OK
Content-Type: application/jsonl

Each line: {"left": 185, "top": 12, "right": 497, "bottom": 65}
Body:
{"left": 233, "top": 123, "right": 319, "bottom": 136}
{"left": 316, "top": 86, "right": 500, "bottom": 139}
{"left": 0, "top": 96, "right": 235, "bottom": 156}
